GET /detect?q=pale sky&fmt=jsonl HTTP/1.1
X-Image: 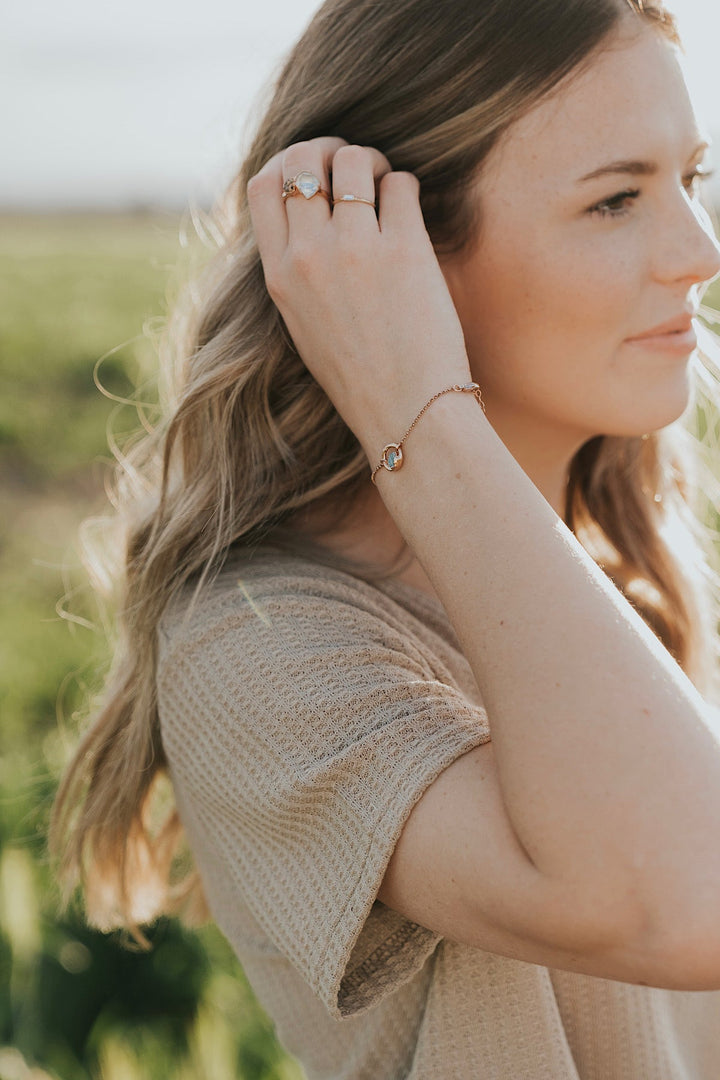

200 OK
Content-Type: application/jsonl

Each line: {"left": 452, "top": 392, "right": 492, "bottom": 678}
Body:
{"left": 2, "top": 0, "right": 718, "bottom": 209}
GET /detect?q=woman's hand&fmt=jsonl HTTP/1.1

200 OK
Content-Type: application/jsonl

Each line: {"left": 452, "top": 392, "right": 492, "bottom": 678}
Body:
{"left": 247, "top": 137, "right": 471, "bottom": 462}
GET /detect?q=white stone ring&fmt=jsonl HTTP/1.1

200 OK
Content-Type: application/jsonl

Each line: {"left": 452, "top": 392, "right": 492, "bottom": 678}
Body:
{"left": 281, "top": 171, "right": 331, "bottom": 203}
{"left": 332, "top": 194, "right": 376, "bottom": 208}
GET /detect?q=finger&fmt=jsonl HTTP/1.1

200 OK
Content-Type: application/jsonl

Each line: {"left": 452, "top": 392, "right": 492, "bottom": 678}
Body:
{"left": 330, "top": 145, "right": 391, "bottom": 235}
{"left": 282, "top": 137, "right": 347, "bottom": 238}
{"left": 377, "top": 171, "right": 425, "bottom": 238}
{"left": 247, "top": 149, "right": 289, "bottom": 270}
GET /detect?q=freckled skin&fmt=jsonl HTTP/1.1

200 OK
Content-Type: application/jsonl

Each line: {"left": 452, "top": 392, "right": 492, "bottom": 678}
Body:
{"left": 440, "top": 21, "right": 720, "bottom": 480}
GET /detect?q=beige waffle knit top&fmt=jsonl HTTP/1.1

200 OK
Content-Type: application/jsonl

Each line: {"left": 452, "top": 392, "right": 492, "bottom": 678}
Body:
{"left": 157, "top": 545, "right": 720, "bottom": 1080}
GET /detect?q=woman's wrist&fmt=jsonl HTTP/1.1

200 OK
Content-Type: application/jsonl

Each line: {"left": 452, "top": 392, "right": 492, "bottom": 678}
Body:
{"left": 368, "top": 381, "right": 486, "bottom": 484}
{"left": 355, "top": 367, "right": 478, "bottom": 470}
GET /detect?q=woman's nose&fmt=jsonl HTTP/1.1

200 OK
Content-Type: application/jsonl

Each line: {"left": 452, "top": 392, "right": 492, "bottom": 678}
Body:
{"left": 654, "top": 191, "right": 720, "bottom": 288}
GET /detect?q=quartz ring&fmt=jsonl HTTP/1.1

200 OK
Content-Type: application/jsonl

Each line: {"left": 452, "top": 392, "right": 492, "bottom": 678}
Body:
{"left": 281, "top": 171, "right": 331, "bottom": 203}
{"left": 332, "top": 194, "right": 377, "bottom": 208}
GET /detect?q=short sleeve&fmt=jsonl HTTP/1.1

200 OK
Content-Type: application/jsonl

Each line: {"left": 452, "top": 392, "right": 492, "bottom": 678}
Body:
{"left": 157, "top": 570, "right": 491, "bottom": 1019}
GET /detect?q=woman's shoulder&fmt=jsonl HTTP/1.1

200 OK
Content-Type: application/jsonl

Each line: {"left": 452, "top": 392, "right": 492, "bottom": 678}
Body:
{"left": 156, "top": 541, "right": 470, "bottom": 694}
{"left": 161, "top": 543, "right": 444, "bottom": 640}
{"left": 156, "top": 541, "right": 485, "bottom": 748}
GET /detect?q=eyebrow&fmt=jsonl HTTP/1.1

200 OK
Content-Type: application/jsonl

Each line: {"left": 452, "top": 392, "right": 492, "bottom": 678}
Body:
{"left": 577, "top": 142, "right": 711, "bottom": 183}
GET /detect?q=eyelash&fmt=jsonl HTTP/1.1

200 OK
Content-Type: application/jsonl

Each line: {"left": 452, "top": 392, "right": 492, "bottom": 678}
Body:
{"left": 589, "top": 167, "right": 716, "bottom": 219}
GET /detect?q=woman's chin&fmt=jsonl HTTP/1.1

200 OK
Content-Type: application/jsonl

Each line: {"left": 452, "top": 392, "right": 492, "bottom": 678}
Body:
{"left": 601, "top": 371, "right": 695, "bottom": 438}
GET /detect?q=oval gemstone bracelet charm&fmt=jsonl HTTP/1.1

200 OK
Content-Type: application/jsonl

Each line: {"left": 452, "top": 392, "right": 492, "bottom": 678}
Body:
{"left": 380, "top": 443, "right": 404, "bottom": 472}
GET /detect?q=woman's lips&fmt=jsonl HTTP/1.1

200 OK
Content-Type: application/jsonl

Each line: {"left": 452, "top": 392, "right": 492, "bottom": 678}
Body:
{"left": 624, "top": 323, "right": 698, "bottom": 354}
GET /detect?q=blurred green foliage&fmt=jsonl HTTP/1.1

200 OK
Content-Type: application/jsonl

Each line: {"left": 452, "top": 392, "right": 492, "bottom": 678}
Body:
{"left": 0, "top": 213, "right": 305, "bottom": 1079}
{"left": 706, "top": 277, "right": 719, "bottom": 311}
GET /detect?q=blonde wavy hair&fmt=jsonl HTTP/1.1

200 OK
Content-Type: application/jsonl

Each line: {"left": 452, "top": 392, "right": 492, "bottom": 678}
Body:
{"left": 50, "top": 0, "right": 720, "bottom": 945}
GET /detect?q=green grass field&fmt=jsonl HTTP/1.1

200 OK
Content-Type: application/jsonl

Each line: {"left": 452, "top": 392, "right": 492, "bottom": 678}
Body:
{"left": 0, "top": 212, "right": 304, "bottom": 1080}
{"left": 1, "top": 209, "right": 719, "bottom": 1080}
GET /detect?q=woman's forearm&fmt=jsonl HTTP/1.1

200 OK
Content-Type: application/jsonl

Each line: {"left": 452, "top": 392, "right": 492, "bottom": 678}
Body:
{"left": 367, "top": 392, "right": 720, "bottom": 948}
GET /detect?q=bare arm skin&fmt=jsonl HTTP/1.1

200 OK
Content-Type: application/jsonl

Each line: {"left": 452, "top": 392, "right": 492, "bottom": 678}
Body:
{"left": 248, "top": 138, "right": 720, "bottom": 989}
{"left": 374, "top": 394, "right": 720, "bottom": 991}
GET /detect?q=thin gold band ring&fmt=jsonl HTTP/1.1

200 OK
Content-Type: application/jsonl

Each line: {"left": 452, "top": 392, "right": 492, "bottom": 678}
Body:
{"left": 332, "top": 194, "right": 376, "bottom": 208}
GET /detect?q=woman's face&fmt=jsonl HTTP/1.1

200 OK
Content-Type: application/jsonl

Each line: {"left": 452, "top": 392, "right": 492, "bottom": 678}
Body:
{"left": 441, "top": 20, "right": 720, "bottom": 458}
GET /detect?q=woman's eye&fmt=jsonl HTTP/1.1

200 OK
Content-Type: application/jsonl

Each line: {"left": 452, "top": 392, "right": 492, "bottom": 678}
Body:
{"left": 588, "top": 189, "right": 640, "bottom": 219}
{"left": 588, "top": 168, "right": 716, "bottom": 219}
{"left": 684, "top": 167, "right": 715, "bottom": 195}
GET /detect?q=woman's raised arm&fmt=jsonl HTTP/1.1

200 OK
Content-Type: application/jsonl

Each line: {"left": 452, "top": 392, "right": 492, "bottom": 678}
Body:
{"left": 248, "top": 138, "right": 720, "bottom": 989}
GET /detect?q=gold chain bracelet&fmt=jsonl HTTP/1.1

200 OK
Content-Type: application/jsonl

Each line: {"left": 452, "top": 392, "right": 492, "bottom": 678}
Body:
{"left": 370, "top": 382, "right": 486, "bottom": 484}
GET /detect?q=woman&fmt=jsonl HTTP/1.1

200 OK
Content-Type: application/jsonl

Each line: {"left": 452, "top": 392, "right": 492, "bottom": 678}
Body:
{"left": 51, "top": 0, "right": 720, "bottom": 1075}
